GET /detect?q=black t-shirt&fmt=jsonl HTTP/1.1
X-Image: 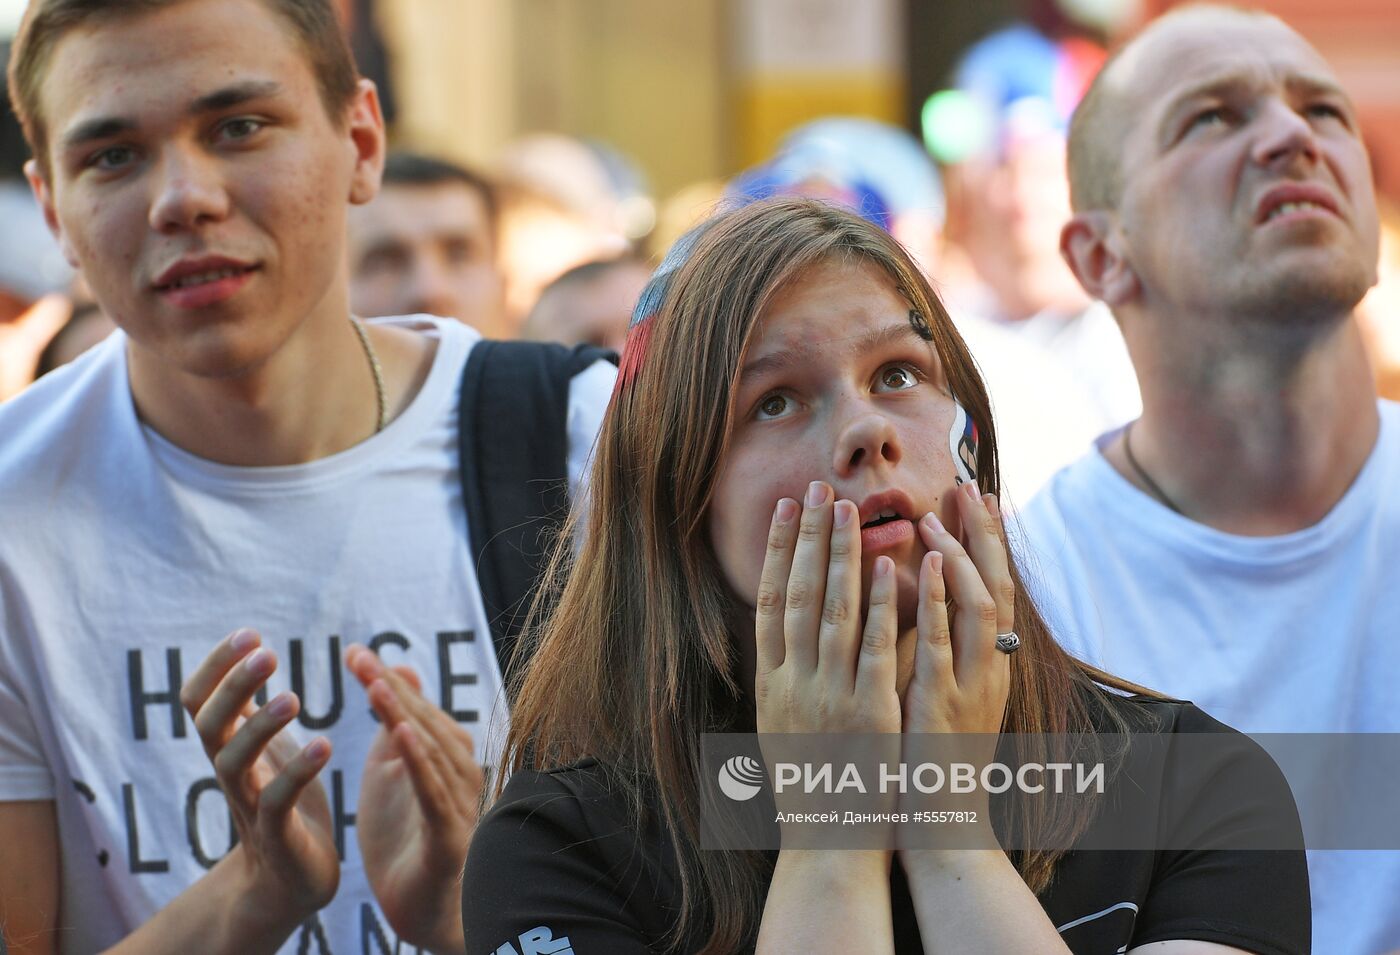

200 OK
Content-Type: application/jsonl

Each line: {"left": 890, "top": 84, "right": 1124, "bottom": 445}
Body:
{"left": 463, "top": 696, "right": 1310, "bottom": 955}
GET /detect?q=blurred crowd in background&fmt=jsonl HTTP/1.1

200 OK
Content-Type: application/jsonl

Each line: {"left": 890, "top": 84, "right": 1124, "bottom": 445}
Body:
{"left": 2, "top": 0, "right": 1398, "bottom": 505}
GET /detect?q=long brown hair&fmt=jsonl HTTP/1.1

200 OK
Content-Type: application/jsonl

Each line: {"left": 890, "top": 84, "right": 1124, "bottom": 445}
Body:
{"left": 500, "top": 197, "right": 1156, "bottom": 952}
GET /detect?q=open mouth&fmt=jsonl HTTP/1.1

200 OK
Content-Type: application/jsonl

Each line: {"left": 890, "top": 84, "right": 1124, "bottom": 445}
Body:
{"left": 860, "top": 509, "right": 908, "bottom": 530}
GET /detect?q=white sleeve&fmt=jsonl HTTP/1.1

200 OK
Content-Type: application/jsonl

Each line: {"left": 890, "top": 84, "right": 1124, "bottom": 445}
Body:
{"left": 0, "top": 587, "right": 57, "bottom": 800}
{"left": 565, "top": 359, "right": 617, "bottom": 501}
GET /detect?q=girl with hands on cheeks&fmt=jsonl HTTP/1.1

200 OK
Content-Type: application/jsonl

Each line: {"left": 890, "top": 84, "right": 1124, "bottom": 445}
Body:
{"left": 754, "top": 479, "right": 1013, "bottom": 741}
{"left": 460, "top": 199, "right": 1311, "bottom": 955}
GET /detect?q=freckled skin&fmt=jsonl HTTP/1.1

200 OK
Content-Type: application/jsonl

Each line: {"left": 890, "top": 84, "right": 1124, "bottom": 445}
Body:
{"left": 31, "top": 0, "right": 377, "bottom": 383}
{"left": 709, "top": 257, "right": 964, "bottom": 632}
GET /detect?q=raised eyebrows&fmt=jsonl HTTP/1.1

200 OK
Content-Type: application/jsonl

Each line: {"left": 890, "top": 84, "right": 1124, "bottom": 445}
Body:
{"left": 740, "top": 322, "right": 931, "bottom": 384}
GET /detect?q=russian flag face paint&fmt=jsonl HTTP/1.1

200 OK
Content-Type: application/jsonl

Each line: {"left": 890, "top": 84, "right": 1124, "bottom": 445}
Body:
{"left": 913, "top": 305, "right": 977, "bottom": 486}
{"left": 614, "top": 219, "right": 718, "bottom": 395}
{"left": 949, "top": 397, "right": 980, "bottom": 486}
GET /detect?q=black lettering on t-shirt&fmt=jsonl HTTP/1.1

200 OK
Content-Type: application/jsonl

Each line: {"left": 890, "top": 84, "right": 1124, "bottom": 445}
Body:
{"left": 360, "top": 903, "right": 393, "bottom": 955}
{"left": 72, "top": 780, "right": 110, "bottom": 867}
{"left": 359, "top": 902, "right": 425, "bottom": 955}
{"left": 290, "top": 636, "right": 343, "bottom": 730}
{"left": 436, "top": 630, "right": 478, "bottom": 723}
{"left": 186, "top": 776, "right": 236, "bottom": 870}
{"left": 332, "top": 768, "right": 355, "bottom": 861}
{"left": 297, "top": 914, "right": 332, "bottom": 955}
{"left": 368, "top": 631, "right": 411, "bottom": 658}
{"left": 122, "top": 783, "right": 169, "bottom": 874}
{"left": 127, "top": 648, "right": 187, "bottom": 741}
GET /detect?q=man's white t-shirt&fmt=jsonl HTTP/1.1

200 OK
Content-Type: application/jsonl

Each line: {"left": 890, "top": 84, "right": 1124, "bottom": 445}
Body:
{"left": 1016, "top": 400, "right": 1400, "bottom": 954}
{"left": 0, "top": 316, "right": 614, "bottom": 954}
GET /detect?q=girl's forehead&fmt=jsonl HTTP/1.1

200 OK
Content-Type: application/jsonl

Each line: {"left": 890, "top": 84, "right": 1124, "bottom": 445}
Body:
{"left": 756, "top": 260, "right": 907, "bottom": 337}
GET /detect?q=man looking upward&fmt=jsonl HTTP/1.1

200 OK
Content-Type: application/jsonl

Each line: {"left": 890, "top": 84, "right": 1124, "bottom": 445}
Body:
{"left": 1020, "top": 7, "right": 1399, "bottom": 952}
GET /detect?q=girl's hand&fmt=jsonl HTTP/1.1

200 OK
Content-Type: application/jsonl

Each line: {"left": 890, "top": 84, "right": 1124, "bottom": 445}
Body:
{"left": 902, "top": 483, "right": 1014, "bottom": 737}
{"left": 754, "top": 481, "right": 902, "bottom": 737}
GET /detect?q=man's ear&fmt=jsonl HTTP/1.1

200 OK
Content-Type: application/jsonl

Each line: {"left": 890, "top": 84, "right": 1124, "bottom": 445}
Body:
{"left": 345, "top": 78, "right": 386, "bottom": 207}
{"left": 25, "top": 158, "right": 79, "bottom": 268}
{"left": 1060, "top": 211, "right": 1138, "bottom": 307}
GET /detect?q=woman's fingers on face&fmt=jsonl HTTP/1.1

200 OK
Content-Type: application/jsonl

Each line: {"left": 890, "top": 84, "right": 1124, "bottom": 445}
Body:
{"left": 817, "top": 499, "right": 863, "bottom": 688}
{"left": 755, "top": 496, "right": 799, "bottom": 675}
{"left": 919, "top": 508, "right": 998, "bottom": 686}
{"left": 983, "top": 493, "right": 1007, "bottom": 544}
{"left": 854, "top": 555, "right": 898, "bottom": 696}
{"left": 956, "top": 485, "right": 1015, "bottom": 634}
{"left": 784, "top": 481, "right": 834, "bottom": 669}
{"left": 192, "top": 645, "right": 279, "bottom": 757}
{"left": 914, "top": 551, "right": 954, "bottom": 689}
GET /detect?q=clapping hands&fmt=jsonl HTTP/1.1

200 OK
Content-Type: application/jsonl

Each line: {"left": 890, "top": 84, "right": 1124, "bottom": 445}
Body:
{"left": 345, "top": 643, "right": 484, "bottom": 955}
{"left": 181, "top": 633, "right": 483, "bottom": 955}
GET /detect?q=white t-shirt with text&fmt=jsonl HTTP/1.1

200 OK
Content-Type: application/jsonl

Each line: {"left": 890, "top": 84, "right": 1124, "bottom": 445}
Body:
{"left": 0, "top": 316, "right": 614, "bottom": 954}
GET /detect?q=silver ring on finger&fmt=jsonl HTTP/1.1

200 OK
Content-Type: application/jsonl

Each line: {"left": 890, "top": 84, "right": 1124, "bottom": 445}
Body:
{"left": 994, "top": 631, "right": 1021, "bottom": 654}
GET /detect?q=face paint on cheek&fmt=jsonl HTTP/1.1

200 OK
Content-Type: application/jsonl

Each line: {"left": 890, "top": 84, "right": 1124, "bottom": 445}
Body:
{"left": 949, "top": 397, "right": 979, "bottom": 486}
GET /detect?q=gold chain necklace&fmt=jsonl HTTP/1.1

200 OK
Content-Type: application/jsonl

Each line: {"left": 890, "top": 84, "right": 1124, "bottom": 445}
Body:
{"left": 349, "top": 316, "right": 387, "bottom": 433}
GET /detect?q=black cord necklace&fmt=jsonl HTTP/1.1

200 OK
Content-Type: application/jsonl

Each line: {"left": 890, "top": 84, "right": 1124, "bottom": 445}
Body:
{"left": 1122, "top": 421, "right": 1183, "bottom": 515}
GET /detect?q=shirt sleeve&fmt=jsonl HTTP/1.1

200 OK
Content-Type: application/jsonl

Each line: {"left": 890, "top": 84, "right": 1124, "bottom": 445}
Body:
{"left": 0, "top": 584, "right": 56, "bottom": 800}
{"left": 1130, "top": 705, "right": 1311, "bottom": 955}
{"left": 564, "top": 360, "right": 617, "bottom": 503}
{"left": 462, "top": 767, "right": 663, "bottom": 955}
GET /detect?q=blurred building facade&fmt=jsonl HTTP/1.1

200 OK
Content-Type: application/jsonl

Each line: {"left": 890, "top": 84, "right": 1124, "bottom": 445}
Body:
{"left": 371, "top": 0, "right": 1400, "bottom": 206}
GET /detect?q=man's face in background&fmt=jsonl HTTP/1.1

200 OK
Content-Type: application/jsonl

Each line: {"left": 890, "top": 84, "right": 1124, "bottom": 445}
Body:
{"left": 348, "top": 178, "right": 507, "bottom": 335}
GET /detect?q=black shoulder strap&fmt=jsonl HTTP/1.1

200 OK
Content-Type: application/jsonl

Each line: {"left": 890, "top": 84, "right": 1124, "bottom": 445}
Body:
{"left": 458, "top": 339, "right": 616, "bottom": 696}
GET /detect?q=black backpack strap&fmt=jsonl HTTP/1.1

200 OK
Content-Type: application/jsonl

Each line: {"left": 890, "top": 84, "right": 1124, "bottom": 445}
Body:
{"left": 457, "top": 339, "right": 616, "bottom": 696}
